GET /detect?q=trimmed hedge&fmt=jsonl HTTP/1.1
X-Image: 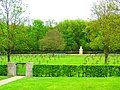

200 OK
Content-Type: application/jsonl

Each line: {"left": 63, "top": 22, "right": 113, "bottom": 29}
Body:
{"left": 0, "top": 65, "right": 7, "bottom": 76}
{"left": 33, "top": 65, "right": 120, "bottom": 77}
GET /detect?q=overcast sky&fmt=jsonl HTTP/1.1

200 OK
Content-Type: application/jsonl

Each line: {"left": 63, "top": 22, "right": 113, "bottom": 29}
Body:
{"left": 26, "top": 0, "right": 95, "bottom": 22}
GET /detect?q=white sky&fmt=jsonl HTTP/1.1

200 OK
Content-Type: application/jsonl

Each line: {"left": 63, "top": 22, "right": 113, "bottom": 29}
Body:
{"left": 26, "top": 0, "right": 95, "bottom": 22}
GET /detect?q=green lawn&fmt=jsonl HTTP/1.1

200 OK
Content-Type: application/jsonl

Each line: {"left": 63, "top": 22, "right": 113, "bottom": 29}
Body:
{"left": 0, "top": 54, "right": 120, "bottom": 65}
{"left": 0, "top": 54, "right": 120, "bottom": 89}
{"left": 0, "top": 77, "right": 120, "bottom": 90}
{"left": 0, "top": 76, "right": 11, "bottom": 80}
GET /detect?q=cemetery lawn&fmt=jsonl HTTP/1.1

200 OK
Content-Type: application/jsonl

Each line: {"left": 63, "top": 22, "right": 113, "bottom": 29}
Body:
{"left": 0, "top": 77, "right": 120, "bottom": 90}
{"left": 0, "top": 76, "right": 11, "bottom": 80}
{"left": 0, "top": 54, "right": 120, "bottom": 65}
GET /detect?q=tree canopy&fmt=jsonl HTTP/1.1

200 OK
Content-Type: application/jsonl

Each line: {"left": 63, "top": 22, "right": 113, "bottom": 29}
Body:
{"left": 87, "top": 0, "right": 120, "bottom": 63}
{"left": 57, "top": 19, "right": 88, "bottom": 51}
{"left": 0, "top": 0, "right": 28, "bottom": 61}
{"left": 40, "top": 29, "right": 65, "bottom": 54}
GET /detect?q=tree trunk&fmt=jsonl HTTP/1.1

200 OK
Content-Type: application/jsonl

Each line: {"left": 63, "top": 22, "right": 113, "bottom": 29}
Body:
{"left": 7, "top": 48, "right": 10, "bottom": 62}
{"left": 52, "top": 50, "right": 55, "bottom": 57}
{"left": 6, "top": 9, "right": 10, "bottom": 62}
{"left": 104, "top": 46, "right": 109, "bottom": 64}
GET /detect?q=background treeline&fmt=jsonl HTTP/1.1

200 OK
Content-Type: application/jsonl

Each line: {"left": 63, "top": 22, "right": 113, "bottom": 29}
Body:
{"left": 0, "top": 19, "right": 120, "bottom": 54}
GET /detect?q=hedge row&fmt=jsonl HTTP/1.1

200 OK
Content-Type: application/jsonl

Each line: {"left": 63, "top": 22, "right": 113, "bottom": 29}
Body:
{"left": 33, "top": 65, "right": 120, "bottom": 77}
{"left": 0, "top": 65, "right": 7, "bottom": 76}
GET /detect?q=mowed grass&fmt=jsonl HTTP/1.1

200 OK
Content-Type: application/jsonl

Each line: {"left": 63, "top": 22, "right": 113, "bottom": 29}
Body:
{"left": 0, "top": 55, "right": 120, "bottom": 90}
{"left": 0, "top": 77, "right": 120, "bottom": 90}
{"left": 0, "top": 54, "right": 120, "bottom": 65}
{"left": 0, "top": 76, "right": 11, "bottom": 80}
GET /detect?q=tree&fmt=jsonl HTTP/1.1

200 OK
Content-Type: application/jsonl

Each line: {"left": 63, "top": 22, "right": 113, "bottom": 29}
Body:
{"left": 45, "top": 19, "right": 57, "bottom": 27}
{"left": 88, "top": 0, "right": 120, "bottom": 63}
{"left": 28, "top": 20, "right": 52, "bottom": 51}
{"left": 57, "top": 19, "right": 88, "bottom": 51}
{"left": 0, "top": 19, "right": 7, "bottom": 52}
{"left": 40, "top": 30, "right": 65, "bottom": 55}
{"left": 32, "top": 20, "right": 44, "bottom": 51}
{"left": 0, "top": 0, "right": 28, "bottom": 62}
{"left": 13, "top": 25, "right": 30, "bottom": 51}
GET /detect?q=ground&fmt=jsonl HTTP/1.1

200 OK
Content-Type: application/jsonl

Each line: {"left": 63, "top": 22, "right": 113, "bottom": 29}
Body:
{"left": 0, "top": 54, "right": 120, "bottom": 65}
{"left": 0, "top": 76, "right": 10, "bottom": 80}
{"left": 0, "top": 77, "right": 120, "bottom": 90}
{"left": 0, "top": 54, "right": 120, "bottom": 89}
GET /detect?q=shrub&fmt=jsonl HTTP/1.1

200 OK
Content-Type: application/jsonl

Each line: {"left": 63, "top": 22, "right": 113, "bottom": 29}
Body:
{"left": 33, "top": 65, "right": 120, "bottom": 77}
{"left": 0, "top": 65, "right": 7, "bottom": 76}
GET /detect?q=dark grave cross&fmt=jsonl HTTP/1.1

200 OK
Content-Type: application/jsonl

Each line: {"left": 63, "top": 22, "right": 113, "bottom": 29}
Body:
{"left": 99, "top": 54, "right": 102, "bottom": 61}
{"left": 91, "top": 58, "right": 94, "bottom": 64}
{"left": 83, "top": 60, "right": 87, "bottom": 64}
{"left": 107, "top": 59, "right": 110, "bottom": 64}
{"left": 96, "top": 60, "right": 99, "bottom": 64}
{"left": 113, "top": 60, "right": 116, "bottom": 64}
{"left": 22, "top": 63, "right": 25, "bottom": 68}
{"left": 116, "top": 56, "right": 119, "bottom": 64}
{"left": 42, "top": 56, "right": 45, "bottom": 60}
{"left": 113, "top": 55, "right": 116, "bottom": 64}
{"left": 58, "top": 54, "right": 60, "bottom": 59}
{"left": 60, "top": 54, "right": 62, "bottom": 58}
{"left": 107, "top": 56, "right": 109, "bottom": 64}
{"left": 36, "top": 60, "right": 38, "bottom": 64}
{"left": 41, "top": 55, "right": 43, "bottom": 60}
{"left": 84, "top": 56, "right": 88, "bottom": 64}
{"left": 90, "top": 54, "right": 94, "bottom": 60}
{"left": 39, "top": 60, "right": 40, "bottom": 64}
{"left": 94, "top": 54, "right": 97, "bottom": 57}
{"left": 22, "top": 57, "right": 24, "bottom": 62}
{"left": 19, "top": 55, "right": 21, "bottom": 60}
{"left": 54, "top": 55, "right": 56, "bottom": 60}
{"left": 90, "top": 55, "right": 94, "bottom": 64}
{"left": 49, "top": 55, "right": 51, "bottom": 60}
{"left": 26, "top": 55, "right": 28, "bottom": 58}
{"left": 1, "top": 57, "right": 3, "bottom": 61}
{"left": 35, "top": 56, "right": 38, "bottom": 61}
{"left": 84, "top": 55, "right": 88, "bottom": 60}
{"left": 34, "top": 55, "right": 36, "bottom": 58}
{"left": 40, "top": 54, "right": 42, "bottom": 57}
{"left": 36, "top": 58, "right": 38, "bottom": 63}
{"left": 46, "top": 60, "right": 48, "bottom": 64}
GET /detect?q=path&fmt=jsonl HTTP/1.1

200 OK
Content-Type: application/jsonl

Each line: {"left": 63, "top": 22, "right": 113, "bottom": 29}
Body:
{"left": 0, "top": 76, "right": 25, "bottom": 86}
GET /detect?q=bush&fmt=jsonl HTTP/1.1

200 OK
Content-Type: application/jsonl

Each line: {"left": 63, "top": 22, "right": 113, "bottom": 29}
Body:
{"left": 0, "top": 65, "right": 7, "bottom": 76}
{"left": 33, "top": 65, "right": 120, "bottom": 77}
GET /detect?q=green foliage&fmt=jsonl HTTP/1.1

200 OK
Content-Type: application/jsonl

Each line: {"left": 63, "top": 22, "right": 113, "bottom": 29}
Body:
{"left": 0, "top": 65, "right": 7, "bottom": 76}
{"left": 57, "top": 19, "right": 88, "bottom": 50}
{"left": 0, "top": 19, "right": 7, "bottom": 51}
{"left": 0, "top": 0, "right": 28, "bottom": 62}
{"left": 40, "top": 30, "right": 65, "bottom": 52}
{"left": 31, "top": 20, "right": 44, "bottom": 50}
{"left": 88, "top": 0, "right": 120, "bottom": 63}
{"left": 85, "top": 21, "right": 104, "bottom": 50}
{"left": 33, "top": 65, "right": 120, "bottom": 77}
{"left": 27, "top": 19, "right": 52, "bottom": 51}
{"left": 16, "top": 63, "right": 26, "bottom": 76}
{"left": 13, "top": 25, "right": 31, "bottom": 51}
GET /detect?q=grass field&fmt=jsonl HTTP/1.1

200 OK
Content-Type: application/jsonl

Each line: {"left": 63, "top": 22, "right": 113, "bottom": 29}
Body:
{"left": 0, "top": 76, "right": 11, "bottom": 80}
{"left": 0, "top": 54, "right": 120, "bottom": 90}
{"left": 0, "top": 54, "right": 120, "bottom": 65}
{"left": 0, "top": 77, "right": 120, "bottom": 90}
